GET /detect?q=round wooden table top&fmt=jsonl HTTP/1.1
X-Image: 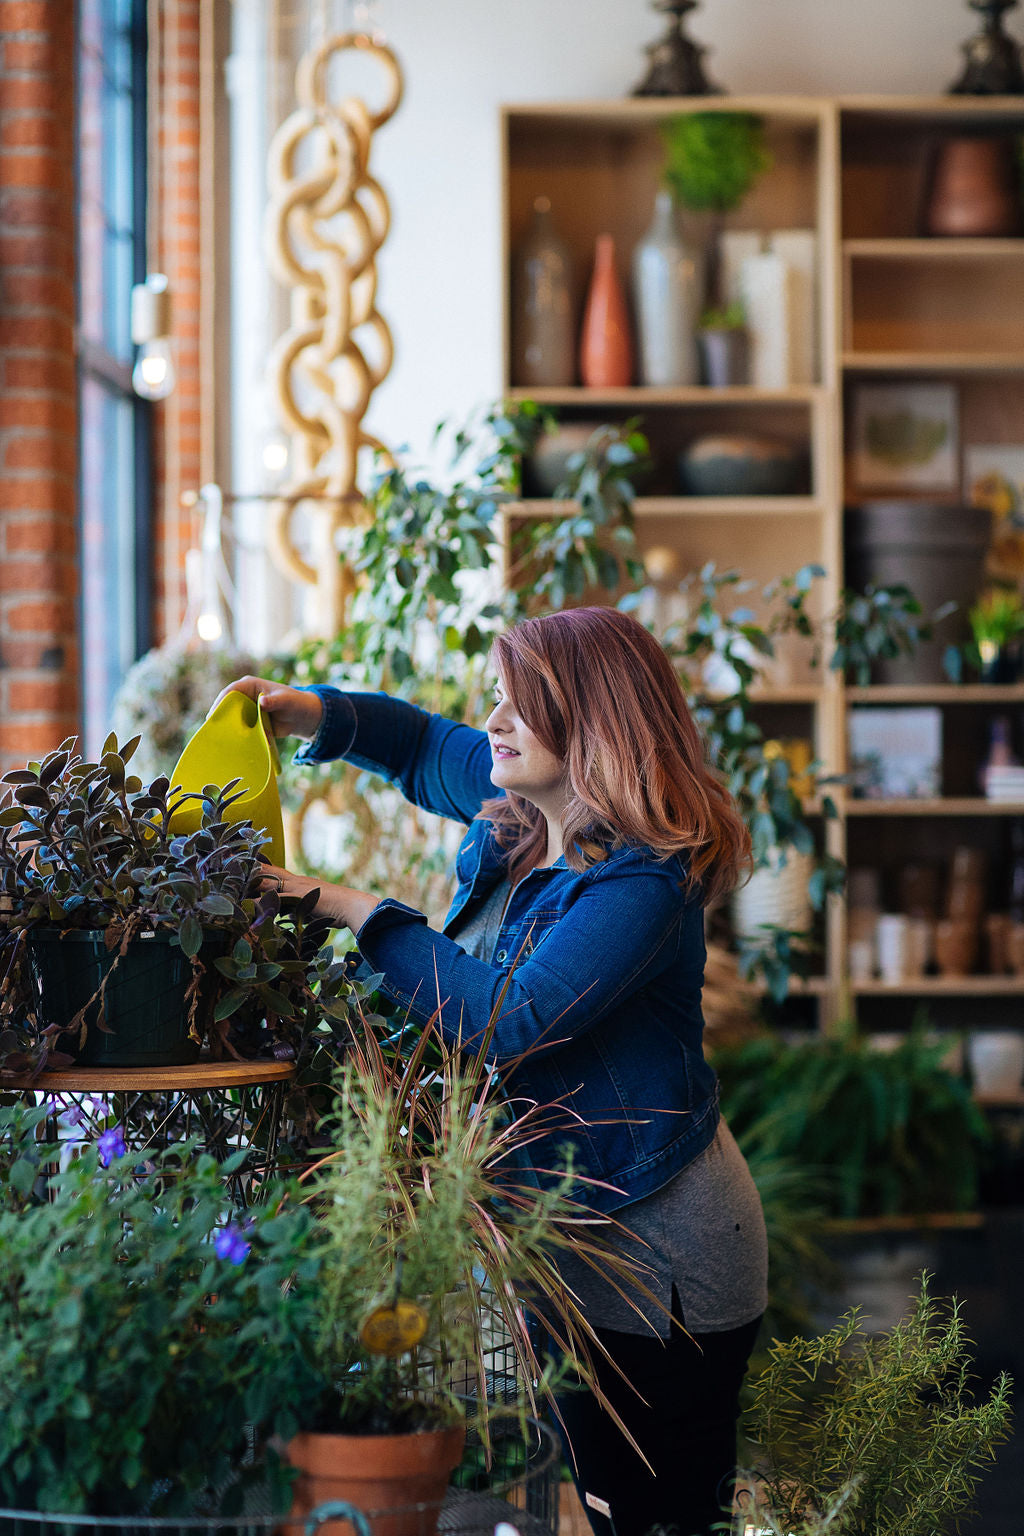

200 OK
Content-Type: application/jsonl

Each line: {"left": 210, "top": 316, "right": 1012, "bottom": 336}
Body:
{"left": 4, "top": 1059, "right": 296, "bottom": 1092}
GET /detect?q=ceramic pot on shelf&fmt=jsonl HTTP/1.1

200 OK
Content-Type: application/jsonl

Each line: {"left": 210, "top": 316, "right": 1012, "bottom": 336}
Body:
{"left": 923, "top": 136, "right": 1022, "bottom": 237}
{"left": 511, "top": 196, "right": 575, "bottom": 387}
{"left": 631, "top": 190, "right": 698, "bottom": 386}
{"left": 579, "top": 234, "right": 634, "bottom": 388}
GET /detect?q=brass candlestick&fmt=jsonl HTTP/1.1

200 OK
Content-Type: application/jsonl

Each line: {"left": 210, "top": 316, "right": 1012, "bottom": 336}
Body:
{"left": 949, "top": 0, "right": 1024, "bottom": 94}
{"left": 633, "top": 0, "right": 723, "bottom": 97}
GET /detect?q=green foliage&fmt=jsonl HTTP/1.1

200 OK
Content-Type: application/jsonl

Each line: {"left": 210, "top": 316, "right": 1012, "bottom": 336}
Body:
{"left": 0, "top": 1105, "right": 312, "bottom": 1514}
{"left": 714, "top": 1025, "right": 988, "bottom": 1219}
{"left": 0, "top": 1011, "right": 652, "bottom": 1511}
{"left": 745, "top": 1275, "right": 1013, "bottom": 1536}
{"left": 646, "top": 562, "right": 845, "bottom": 993}
{"left": 504, "top": 418, "right": 648, "bottom": 614}
{"left": 661, "top": 112, "right": 773, "bottom": 213}
{"left": 829, "top": 583, "right": 950, "bottom": 686}
{"left": 699, "top": 300, "right": 746, "bottom": 330}
{"left": 0, "top": 736, "right": 359, "bottom": 1076}
{"left": 969, "top": 584, "right": 1024, "bottom": 647}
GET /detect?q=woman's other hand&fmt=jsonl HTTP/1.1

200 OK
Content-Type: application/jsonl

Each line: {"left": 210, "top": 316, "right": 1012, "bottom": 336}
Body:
{"left": 210, "top": 676, "right": 323, "bottom": 741}
{"left": 261, "top": 864, "right": 378, "bottom": 934}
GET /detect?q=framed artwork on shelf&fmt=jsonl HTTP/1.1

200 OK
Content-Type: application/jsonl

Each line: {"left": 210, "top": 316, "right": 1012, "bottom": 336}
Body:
{"left": 965, "top": 445, "right": 1024, "bottom": 583}
{"left": 849, "top": 383, "right": 959, "bottom": 494}
{"left": 848, "top": 707, "right": 942, "bottom": 799}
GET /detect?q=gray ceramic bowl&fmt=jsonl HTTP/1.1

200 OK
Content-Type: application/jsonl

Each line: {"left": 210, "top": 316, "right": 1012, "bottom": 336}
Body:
{"left": 678, "top": 435, "right": 803, "bottom": 497}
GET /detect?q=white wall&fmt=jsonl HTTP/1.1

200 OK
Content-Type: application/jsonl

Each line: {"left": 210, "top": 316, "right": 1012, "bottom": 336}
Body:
{"left": 363, "top": 0, "right": 979, "bottom": 465}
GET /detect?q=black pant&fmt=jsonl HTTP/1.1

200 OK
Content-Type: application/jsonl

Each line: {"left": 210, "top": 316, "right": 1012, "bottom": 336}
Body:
{"left": 552, "top": 1297, "right": 762, "bottom": 1536}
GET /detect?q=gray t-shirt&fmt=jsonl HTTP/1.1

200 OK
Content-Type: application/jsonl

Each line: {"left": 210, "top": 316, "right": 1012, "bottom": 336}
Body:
{"left": 449, "top": 877, "right": 768, "bottom": 1336}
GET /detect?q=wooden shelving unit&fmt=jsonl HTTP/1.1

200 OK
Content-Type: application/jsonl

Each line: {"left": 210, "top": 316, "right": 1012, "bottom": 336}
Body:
{"left": 500, "top": 93, "right": 1024, "bottom": 1047}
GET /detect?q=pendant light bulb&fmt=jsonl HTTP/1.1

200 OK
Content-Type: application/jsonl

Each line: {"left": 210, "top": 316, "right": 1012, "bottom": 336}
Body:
{"left": 131, "top": 274, "right": 175, "bottom": 400}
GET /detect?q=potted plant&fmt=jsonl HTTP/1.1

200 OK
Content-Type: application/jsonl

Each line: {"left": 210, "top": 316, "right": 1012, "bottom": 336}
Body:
{"left": 968, "top": 584, "right": 1024, "bottom": 682}
{"left": 0, "top": 733, "right": 356, "bottom": 1078}
{"left": 278, "top": 1018, "right": 654, "bottom": 1536}
{"left": 742, "top": 1273, "right": 1013, "bottom": 1536}
{"left": 712, "top": 1023, "right": 988, "bottom": 1220}
{"left": 0, "top": 1014, "right": 651, "bottom": 1527}
{"left": 660, "top": 113, "right": 773, "bottom": 385}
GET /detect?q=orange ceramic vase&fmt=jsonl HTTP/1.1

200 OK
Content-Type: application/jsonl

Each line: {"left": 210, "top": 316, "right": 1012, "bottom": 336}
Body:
{"left": 579, "top": 234, "right": 634, "bottom": 387}
{"left": 284, "top": 1424, "right": 466, "bottom": 1536}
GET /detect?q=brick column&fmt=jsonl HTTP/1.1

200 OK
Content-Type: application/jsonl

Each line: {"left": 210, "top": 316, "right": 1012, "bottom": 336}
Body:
{"left": 151, "top": 0, "right": 206, "bottom": 644}
{"left": 0, "top": 0, "right": 79, "bottom": 772}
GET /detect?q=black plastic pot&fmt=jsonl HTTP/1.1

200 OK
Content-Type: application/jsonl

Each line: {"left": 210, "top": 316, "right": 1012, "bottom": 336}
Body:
{"left": 27, "top": 929, "right": 218, "bottom": 1068}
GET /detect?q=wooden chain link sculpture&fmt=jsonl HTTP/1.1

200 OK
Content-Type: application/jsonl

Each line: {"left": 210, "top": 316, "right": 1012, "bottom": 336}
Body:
{"left": 264, "top": 33, "right": 402, "bottom": 636}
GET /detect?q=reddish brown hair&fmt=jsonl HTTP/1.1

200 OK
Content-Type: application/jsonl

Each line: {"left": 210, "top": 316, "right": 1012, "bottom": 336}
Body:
{"left": 480, "top": 607, "right": 751, "bottom": 904}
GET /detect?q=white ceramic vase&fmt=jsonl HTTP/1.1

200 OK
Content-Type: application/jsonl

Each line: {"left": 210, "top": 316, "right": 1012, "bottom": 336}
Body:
{"left": 631, "top": 191, "right": 698, "bottom": 386}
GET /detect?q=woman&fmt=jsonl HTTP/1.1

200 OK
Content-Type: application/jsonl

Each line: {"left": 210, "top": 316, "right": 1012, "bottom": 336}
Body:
{"left": 219, "top": 606, "right": 767, "bottom": 1536}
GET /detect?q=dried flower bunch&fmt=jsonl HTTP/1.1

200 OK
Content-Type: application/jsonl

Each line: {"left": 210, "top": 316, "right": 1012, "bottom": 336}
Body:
{"left": 0, "top": 734, "right": 357, "bottom": 1079}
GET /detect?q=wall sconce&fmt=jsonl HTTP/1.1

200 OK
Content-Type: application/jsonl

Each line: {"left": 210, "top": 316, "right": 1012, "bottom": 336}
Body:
{"left": 130, "top": 273, "right": 176, "bottom": 400}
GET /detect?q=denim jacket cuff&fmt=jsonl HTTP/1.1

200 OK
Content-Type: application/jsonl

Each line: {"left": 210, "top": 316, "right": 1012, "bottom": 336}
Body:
{"left": 293, "top": 685, "right": 357, "bottom": 764}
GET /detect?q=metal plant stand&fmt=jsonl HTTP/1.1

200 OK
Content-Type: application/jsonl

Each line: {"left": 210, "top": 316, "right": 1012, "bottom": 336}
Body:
{"left": 0, "top": 1416, "right": 561, "bottom": 1536}
{"left": 14, "top": 1059, "right": 295, "bottom": 1205}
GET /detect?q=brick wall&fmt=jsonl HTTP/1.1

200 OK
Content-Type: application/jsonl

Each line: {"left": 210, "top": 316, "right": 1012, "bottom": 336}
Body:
{"left": 0, "top": 0, "right": 79, "bottom": 771}
{"left": 151, "top": 0, "right": 205, "bottom": 645}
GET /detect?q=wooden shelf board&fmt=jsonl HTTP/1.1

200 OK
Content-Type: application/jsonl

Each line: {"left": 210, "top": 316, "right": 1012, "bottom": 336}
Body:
{"left": 842, "top": 351, "right": 1024, "bottom": 372}
{"left": 844, "top": 798, "right": 1024, "bottom": 816}
{"left": 750, "top": 685, "right": 824, "bottom": 704}
{"left": 847, "top": 685, "right": 1024, "bottom": 704}
{"left": 505, "top": 96, "right": 831, "bottom": 125}
{"left": 975, "top": 1090, "right": 1024, "bottom": 1109}
{"left": 823, "top": 1211, "right": 985, "bottom": 1235}
{"left": 504, "top": 385, "right": 825, "bottom": 407}
{"left": 853, "top": 978, "right": 1024, "bottom": 996}
{"left": 4, "top": 1060, "right": 297, "bottom": 1092}
{"left": 844, "top": 238, "right": 1024, "bottom": 259}
{"left": 509, "top": 496, "right": 824, "bottom": 518}
{"left": 752, "top": 976, "right": 831, "bottom": 997}
{"left": 837, "top": 94, "right": 1024, "bottom": 114}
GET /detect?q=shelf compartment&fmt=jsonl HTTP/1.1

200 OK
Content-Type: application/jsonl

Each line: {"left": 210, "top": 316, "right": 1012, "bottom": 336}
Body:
{"left": 844, "top": 249, "right": 1024, "bottom": 358}
{"left": 840, "top": 102, "right": 1024, "bottom": 240}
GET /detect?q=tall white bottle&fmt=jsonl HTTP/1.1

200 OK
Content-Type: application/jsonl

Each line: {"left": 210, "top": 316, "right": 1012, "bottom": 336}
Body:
{"left": 632, "top": 191, "right": 698, "bottom": 387}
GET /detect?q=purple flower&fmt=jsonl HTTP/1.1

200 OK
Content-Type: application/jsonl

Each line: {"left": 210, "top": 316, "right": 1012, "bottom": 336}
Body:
{"left": 213, "top": 1224, "right": 251, "bottom": 1265}
{"left": 97, "top": 1125, "right": 127, "bottom": 1167}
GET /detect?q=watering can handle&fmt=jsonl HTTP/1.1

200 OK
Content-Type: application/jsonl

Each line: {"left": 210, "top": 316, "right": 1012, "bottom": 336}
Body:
{"left": 305, "top": 1502, "right": 373, "bottom": 1536}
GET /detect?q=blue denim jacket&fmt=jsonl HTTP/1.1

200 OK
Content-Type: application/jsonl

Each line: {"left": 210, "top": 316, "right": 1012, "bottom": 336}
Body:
{"left": 297, "top": 685, "right": 720, "bottom": 1214}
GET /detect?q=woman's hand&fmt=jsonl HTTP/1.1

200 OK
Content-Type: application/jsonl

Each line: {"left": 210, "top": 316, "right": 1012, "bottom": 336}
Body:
{"left": 261, "top": 864, "right": 379, "bottom": 934}
{"left": 211, "top": 676, "right": 323, "bottom": 741}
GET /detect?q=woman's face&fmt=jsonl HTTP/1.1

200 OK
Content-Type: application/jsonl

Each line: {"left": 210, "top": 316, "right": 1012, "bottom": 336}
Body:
{"left": 485, "top": 676, "right": 567, "bottom": 812}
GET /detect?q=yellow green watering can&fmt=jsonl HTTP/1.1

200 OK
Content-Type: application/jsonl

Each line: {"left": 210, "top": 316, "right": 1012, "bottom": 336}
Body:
{"left": 168, "top": 690, "right": 286, "bottom": 865}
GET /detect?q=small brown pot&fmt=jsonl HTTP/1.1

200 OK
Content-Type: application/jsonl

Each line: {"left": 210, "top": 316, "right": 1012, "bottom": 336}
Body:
{"left": 285, "top": 1422, "right": 466, "bottom": 1536}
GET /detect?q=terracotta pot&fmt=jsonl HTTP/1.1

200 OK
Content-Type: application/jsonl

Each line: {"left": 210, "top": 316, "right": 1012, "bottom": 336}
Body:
{"left": 924, "top": 136, "right": 1022, "bottom": 237}
{"left": 579, "top": 234, "right": 633, "bottom": 387}
{"left": 934, "top": 918, "right": 978, "bottom": 977}
{"left": 285, "top": 1423, "right": 466, "bottom": 1536}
